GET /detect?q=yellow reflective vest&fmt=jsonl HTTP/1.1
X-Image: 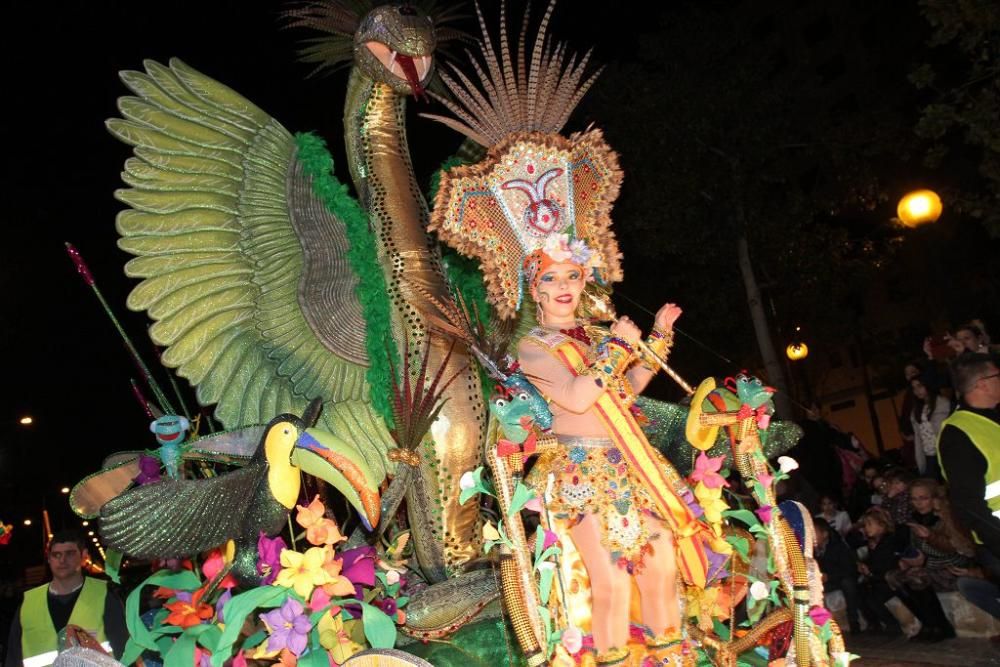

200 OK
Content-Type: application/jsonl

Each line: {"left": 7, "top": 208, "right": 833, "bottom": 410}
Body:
{"left": 20, "top": 577, "right": 108, "bottom": 667}
{"left": 939, "top": 409, "right": 1000, "bottom": 543}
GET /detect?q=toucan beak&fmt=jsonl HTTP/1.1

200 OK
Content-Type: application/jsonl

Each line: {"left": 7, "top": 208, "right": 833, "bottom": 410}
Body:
{"left": 291, "top": 429, "right": 382, "bottom": 531}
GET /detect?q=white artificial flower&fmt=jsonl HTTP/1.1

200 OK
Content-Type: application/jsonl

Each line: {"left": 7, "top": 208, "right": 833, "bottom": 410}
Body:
{"left": 777, "top": 456, "right": 799, "bottom": 473}
{"left": 561, "top": 625, "right": 583, "bottom": 654}
{"left": 459, "top": 470, "right": 477, "bottom": 491}
{"left": 749, "top": 580, "right": 769, "bottom": 601}
{"left": 385, "top": 569, "right": 400, "bottom": 585}
{"left": 541, "top": 233, "right": 572, "bottom": 262}
{"left": 536, "top": 560, "right": 556, "bottom": 572}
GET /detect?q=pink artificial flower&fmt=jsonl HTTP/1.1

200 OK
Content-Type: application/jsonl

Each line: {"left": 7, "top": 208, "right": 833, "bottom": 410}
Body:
{"left": 756, "top": 471, "right": 774, "bottom": 489}
{"left": 561, "top": 625, "right": 583, "bottom": 654}
{"left": 809, "top": 605, "right": 832, "bottom": 627}
{"left": 755, "top": 505, "right": 773, "bottom": 524}
{"left": 690, "top": 452, "right": 730, "bottom": 489}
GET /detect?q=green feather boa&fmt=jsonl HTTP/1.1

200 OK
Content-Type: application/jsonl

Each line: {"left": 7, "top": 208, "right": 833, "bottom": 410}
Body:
{"left": 295, "top": 132, "right": 399, "bottom": 426}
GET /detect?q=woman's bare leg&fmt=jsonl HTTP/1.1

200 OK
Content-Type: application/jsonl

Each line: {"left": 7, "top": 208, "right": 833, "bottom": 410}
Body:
{"left": 633, "top": 520, "right": 679, "bottom": 635}
{"left": 570, "top": 513, "right": 632, "bottom": 652}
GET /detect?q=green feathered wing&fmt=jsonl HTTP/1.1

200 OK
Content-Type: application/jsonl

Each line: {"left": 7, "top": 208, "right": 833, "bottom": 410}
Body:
{"left": 107, "top": 58, "right": 393, "bottom": 481}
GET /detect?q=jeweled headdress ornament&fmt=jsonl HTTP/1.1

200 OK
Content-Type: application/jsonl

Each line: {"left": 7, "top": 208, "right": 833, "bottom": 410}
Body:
{"left": 426, "top": 1, "right": 623, "bottom": 319}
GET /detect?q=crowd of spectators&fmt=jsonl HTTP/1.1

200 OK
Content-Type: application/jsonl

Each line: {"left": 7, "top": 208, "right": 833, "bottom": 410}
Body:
{"left": 797, "top": 320, "right": 1000, "bottom": 642}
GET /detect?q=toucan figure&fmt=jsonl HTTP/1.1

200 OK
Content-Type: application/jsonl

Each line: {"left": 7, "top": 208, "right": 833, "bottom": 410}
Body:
{"left": 98, "top": 404, "right": 381, "bottom": 585}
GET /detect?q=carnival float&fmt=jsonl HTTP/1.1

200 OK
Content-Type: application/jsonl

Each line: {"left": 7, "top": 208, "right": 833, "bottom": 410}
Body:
{"left": 63, "top": 2, "right": 852, "bottom": 666}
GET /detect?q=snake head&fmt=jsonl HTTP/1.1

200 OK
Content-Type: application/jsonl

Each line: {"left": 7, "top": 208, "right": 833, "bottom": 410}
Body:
{"left": 355, "top": 4, "right": 436, "bottom": 97}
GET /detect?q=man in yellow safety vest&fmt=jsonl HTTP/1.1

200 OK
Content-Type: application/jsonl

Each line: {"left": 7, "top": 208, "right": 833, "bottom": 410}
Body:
{"left": 4, "top": 531, "right": 125, "bottom": 667}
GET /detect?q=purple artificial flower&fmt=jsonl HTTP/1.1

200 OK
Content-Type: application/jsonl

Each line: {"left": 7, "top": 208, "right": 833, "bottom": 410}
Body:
{"left": 134, "top": 455, "right": 162, "bottom": 485}
{"left": 257, "top": 532, "right": 287, "bottom": 585}
{"left": 262, "top": 597, "right": 312, "bottom": 657}
{"left": 681, "top": 488, "right": 704, "bottom": 519}
{"left": 704, "top": 546, "right": 730, "bottom": 584}
{"left": 604, "top": 448, "right": 623, "bottom": 465}
{"left": 214, "top": 589, "right": 232, "bottom": 623}
{"left": 378, "top": 597, "right": 398, "bottom": 617}
{"left": 339, "top": 545, "right": 376, "bottom": 596}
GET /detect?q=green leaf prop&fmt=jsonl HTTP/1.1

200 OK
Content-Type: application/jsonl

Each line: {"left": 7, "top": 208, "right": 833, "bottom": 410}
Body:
{"left": 712, "top": 618, "right": 731, "bottom": 641}
{"left": 726, "top": 535, "right": 750, "bottom": 562}
{"left": 165, "top": 625, "right": 215, "bottom": 667}
{"left": 508, "top": 482, "right": 536, "bottom": 516}
{"left": 211, "top": 586, "right": 289, "bottom": 667}
{"left": 361, "top": 602, "right": 397, "bottom": 648}
{"left": 126, "top": 570, "right": 202, "bottom": 653}
{"left": 538, "top": 566, "right": 556, "bottom": 605}
{"left": 105, "top": 549, "right": 124, "bottom": 584}
{"left": 722, "top": 509, "right": 760, "bottom": 529}
{"left": 299, "top": 647, "right": 328, "bottom": 667}
{"left": 459, "top": 467, "right": 494, "bottom": 505}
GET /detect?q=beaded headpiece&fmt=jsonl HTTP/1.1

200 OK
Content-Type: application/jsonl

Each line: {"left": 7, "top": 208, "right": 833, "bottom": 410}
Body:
{"left": 426, "top": 2, "right": 623, "bottom": 319}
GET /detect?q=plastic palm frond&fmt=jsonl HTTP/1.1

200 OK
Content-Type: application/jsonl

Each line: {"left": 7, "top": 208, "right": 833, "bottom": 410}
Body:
{"left": 386, "top": 337, "right": 465, "bottom": 452}
{"left": 421, "top": 0, "right": 604, "bottom": 147}
{"left": 412, "top": 284, "right": 515, "bottom": 378}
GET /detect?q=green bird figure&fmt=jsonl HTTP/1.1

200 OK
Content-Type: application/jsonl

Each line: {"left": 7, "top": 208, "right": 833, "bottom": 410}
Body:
{"left": 99, "top": 409, "right": 381, "bottom": 585}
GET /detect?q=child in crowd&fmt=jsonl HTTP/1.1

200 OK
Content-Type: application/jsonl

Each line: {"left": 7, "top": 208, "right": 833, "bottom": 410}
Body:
{"left": 857, "top": 507, "right": 904, "bottom": 635}
{"left": 814, "top": 517, "right": 863, "bottom": 634}
{"left": 818, "top": 495, "right": 852, "bottom": 537}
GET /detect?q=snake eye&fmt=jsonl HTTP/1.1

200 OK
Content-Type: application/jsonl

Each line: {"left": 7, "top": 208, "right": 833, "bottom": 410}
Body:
{"left": 495, "top": 399, "right": 507, "bottom": 408}
{"left": 517, "top": 392, "right": 529, "bottom": 401}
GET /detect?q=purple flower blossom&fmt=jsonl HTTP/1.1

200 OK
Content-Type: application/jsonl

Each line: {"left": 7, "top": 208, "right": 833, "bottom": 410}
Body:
{"left": 214, "top": 589, "right": 232, "bottom": 623}
{"left": 339, "top": 545, "right": 376, "bottom": 596}
{"left": 378, "top": 598, "right": 398, "bottom": 617}
{"left": 257, "top": 532, "right": 287, "bottom": 585}
{"left": 604, "top": 448, "right": 623, "bottom": 465}
{"left": 134, "top": 455, "right": 162, "bottom": 485}
{"left": 262, "top": 597, "right": 312, "bottom": 656}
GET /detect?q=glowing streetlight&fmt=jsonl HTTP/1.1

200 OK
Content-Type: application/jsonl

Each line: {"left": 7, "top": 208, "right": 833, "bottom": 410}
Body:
{"left": 60, "top": 487, "right": 70, "bottom": 494}
{"left": 897, "top": 189, "right": 942, "bottom": 227}
{"left": 786, "top": 343, "right": 809, "bottom": 361}
{"left": 19, "top": 416, "right": 33, "bottom": 426}
{"left": 82, "top": 521, "right": 89, "bottom": 526}
{"left": 23, "top": 519, "right": 32, "bottom": 526}
{"left": 88, "top": 531, "right": 95, "bottom": 536}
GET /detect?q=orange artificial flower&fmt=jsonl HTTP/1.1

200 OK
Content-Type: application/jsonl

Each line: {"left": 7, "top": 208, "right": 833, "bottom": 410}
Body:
{"left": 163, "top": 590, "right": 213, "bottom": 628}
{"left": 321, "top": 548, "right": 356, "bottom": 597}
{"left": 307, "top": 518, "right": 346, "bottom": 547}
{"left": 295, "top": 496, "right": 326, "bottom": 530}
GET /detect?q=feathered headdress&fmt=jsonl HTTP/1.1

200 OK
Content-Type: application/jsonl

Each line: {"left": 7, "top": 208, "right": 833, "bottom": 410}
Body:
{"left": 426, "top": 1, "right": 623, "bottom": 319}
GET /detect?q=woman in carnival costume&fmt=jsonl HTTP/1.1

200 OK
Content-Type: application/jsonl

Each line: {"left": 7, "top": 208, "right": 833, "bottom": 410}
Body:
{"left": 425, "top": 6, "right": 721, "bottom": 663}
{"left": 517, "top": 232, "right": 711, "bottom": 664}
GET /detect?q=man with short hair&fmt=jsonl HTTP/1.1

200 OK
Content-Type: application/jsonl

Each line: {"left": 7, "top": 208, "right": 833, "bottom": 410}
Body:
{"left": 4, "top": 531, "right": 126, "bottom": 667}
{"left": 938, "top": 353, "right": 1000, "bottom": 568}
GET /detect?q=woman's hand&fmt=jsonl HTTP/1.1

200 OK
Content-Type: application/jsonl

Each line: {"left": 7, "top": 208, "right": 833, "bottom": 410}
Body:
{"left": 654, "top": 302, "right": 682, "bottom": 331}
{"left": 907, "top": 523, "right": 931, "bottom": 540}
{"left": 611, "top": 316, "right": 642, "bottom": 346}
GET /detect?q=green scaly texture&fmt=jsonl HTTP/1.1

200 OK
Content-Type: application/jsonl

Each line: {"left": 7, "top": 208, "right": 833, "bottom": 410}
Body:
{"left": 296, "top": 132, "right": 399, "bottom": 426}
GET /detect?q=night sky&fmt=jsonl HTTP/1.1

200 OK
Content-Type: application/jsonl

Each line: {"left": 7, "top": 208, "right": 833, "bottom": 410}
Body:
{"left": 0, "top": 0, "right": 984, "bottom": 573}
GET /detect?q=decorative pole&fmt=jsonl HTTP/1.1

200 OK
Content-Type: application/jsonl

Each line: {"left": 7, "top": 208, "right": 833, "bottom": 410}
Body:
{"left": 64, "top": 242, "right": 176, "bottom": 415}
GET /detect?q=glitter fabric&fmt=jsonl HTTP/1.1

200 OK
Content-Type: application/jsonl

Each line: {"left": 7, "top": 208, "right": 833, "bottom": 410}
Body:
{"left": 636, "top": 396, "right": 803, "bottom": 477}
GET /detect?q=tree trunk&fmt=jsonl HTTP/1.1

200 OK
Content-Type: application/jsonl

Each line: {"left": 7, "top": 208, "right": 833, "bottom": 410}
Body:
{"left": 736, "top": 235, "right": 794, "bottom": 417}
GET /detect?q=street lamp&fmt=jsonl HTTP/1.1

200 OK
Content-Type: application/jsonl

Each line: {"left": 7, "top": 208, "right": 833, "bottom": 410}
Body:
{"left": 19, "top": 416, "right": 33, "bottom": 426}
{"left": 786, "top": 342, "right": 809, "bottom": 361}
{"left": 897, "top": 189, "right": 942, "bottom": 227}
{"left": 23, "top": 518, "right": 32, "bottom": 526}
{"left": 60, "top": 487, "right": 70, "bottom": 494}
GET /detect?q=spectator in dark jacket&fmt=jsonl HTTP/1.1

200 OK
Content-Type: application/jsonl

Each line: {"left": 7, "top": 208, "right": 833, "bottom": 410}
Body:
{"left": 815, "top": 517, "right": 862, "bottom": 634}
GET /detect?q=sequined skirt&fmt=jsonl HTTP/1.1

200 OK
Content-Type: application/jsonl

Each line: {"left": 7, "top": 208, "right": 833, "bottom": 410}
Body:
{"left": 527, "top": 434, "right": 662, "bottom": 569}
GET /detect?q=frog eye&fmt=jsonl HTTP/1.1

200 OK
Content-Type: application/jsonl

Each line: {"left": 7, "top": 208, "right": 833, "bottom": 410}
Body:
{"left": 752, "top": 378, "right": 762, "bottom": 387}
{"left": 517, "top": 392, "right": 529, "bottom": 401}
{"left": 494, "top": 399, "right": 507, "bottom": 408}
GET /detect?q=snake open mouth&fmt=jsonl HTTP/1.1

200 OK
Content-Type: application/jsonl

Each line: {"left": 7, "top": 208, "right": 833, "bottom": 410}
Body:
{"left": 365, "top": 41, "right": 432, "bottom": 97}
